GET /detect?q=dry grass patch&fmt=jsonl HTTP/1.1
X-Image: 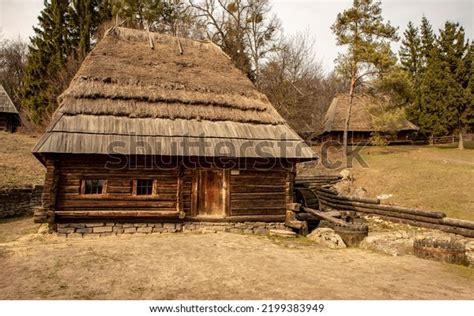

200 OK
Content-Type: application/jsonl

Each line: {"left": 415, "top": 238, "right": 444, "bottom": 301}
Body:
{"left": 0, "top": 132, "right": 44, "bottom": 188}
{"left": 305, "top": 143, "right": 474, "bottom": 220}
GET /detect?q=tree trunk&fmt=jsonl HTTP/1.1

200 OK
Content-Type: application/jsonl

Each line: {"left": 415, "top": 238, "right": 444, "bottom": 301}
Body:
{"left": 343, "top": 78, "right": 356, "bottom": 161}
{"left": 458, "top": 131, "right": 464, "bottom": 150}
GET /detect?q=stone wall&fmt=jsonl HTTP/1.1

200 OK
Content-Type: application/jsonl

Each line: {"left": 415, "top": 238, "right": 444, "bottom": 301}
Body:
{"left": 55, "top": 221, "right": 291, "bottom": 238}
{"left": 0, "top": 185, "right": 43, "bottom": 218}
{"left": 414, "top": 235, "right": 474, "bottom": 266}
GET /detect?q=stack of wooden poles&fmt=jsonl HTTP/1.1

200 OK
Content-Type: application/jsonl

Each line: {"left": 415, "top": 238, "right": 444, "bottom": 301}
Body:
{"left": 316, "top": 187, "right": 474, "bottom": 238}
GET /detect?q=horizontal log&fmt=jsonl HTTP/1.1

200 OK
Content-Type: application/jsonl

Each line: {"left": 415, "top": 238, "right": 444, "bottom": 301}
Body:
{"left": 106, "top": 186, "right": 133, "bottom": 194}
{"left": 57, "top": 193, "right": 177, "bottom": 201}
{"left": 231, "top": 178, "right": 286, "bottom": 185}
{"left": 59, "top": 174, "right": 178, "bottom": 182}
{"left": 55, "top": 210, "right": 180, "bottom": 217}
{"left": 231, "top": 192, "right": 286, "bottom": 199}
{"left": 230, "top": 199, "right": 286, "bottom": 209}
{"left": 296, "top": 210, "right": 354, "bottom": 222}
{"left": 377, "top": 215, "right": 474, "bottom": 238}
{"left": 238, "top": 169, "right": 288, "bottom": 176}
{"left": 317, "top": 193, "right": 445, "bottom": 218}
{"left": 231, "top": 185, "right": 286, "bottom": 193}
{"left": 296, "top": 213, "right": 320, "bottom": 221}
{"left": 58, "top": 185, "right": 81, "bottom": 194}
{"left": 302, "top": 207, "right": 350, "bottom": 227}
{"left": 56, "top": 199, "right": 177, "bottom": 209}
{"left": 316, "top": 190, "right": 381, "bottom": 205}
{"left": 320, "top": 200, "right": 474, "bottom": 238}
{"left": 33, "top": 207, "right": 47, "bottom": 223}
{"left": 185, "top": 215, "right": 286, "bottom": 222}
{"left": 295, "top": 182, "right": 340, "bottom": 187}
{"left": 230, "top": 208, "right": 286, "bottom": 216}
{"left": 321, "top": 200, "right": 444, "bottom": 225}
{"left": 296, "top": 176, "right": 341, "bottom": 180}
{"left": 317, "top": 187, "right": 338, "bottom": 195}
{"left": 441, "top": 217, "right": 474, "bottom": 230}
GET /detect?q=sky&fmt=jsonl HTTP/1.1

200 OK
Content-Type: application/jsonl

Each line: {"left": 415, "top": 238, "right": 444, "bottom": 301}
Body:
{"left": 0, "top": 0, "right": 472, "bottom": 73}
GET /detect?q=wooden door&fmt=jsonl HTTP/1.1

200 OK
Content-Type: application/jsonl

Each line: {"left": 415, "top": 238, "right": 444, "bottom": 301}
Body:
{"left": 195, "top": 169, "right": 225, "bottom": 217}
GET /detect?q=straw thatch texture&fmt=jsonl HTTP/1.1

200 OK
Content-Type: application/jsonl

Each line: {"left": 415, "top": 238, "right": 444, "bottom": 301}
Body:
{"left": 0, "top": 85, "right": 18, "bottom": 114}
{"left": 322, "top": 94, "right": 419, "bottom": 133}
{"left": 33, "top": 27, "right": 314, "bottom": 159}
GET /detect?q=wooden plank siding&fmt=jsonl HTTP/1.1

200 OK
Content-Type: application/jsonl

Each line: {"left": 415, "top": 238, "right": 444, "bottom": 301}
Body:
{"left": 43, "top": 155, "right": 293, "bottom": 221}
{"left": 54, "top": 156, "right": 179, "bottom": 213}
{"left": 229, "top": 169, "right": 288, "bottom": 216}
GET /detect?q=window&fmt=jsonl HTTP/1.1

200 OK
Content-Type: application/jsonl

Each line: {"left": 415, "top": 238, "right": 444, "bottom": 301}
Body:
{"left": 83, "top": 179, "right": 104, "bottom": 195}
{"left": 136, "top": 179, "right": 154, "bottom": 195}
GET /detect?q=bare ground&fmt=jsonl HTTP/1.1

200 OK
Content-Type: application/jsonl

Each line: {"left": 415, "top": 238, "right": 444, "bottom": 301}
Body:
{"left": 0, "top": 218, "right": 473, "bottom": 300}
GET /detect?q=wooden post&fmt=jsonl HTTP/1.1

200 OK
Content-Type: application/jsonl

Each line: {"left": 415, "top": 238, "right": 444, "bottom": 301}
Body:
{"left": 42, "top": 158, "right": 59, "bottom": 224}
{"left": 176, "top": 164, "right": 184, "bottom": 215}
{"left": 285, "top": 164, "right": 296, "bottom": 209}
{"left": 222, "top": 169, "right": 230, "bottom": 217}
{"left": 190, "top": 170, "right": 198, "bottom": 217}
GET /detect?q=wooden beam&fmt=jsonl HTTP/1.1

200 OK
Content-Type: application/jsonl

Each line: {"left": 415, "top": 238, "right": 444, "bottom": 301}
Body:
{"left": 185, "top": 215, "right": 285, "bottom": 222}
{"left": 302, "top": 207, "right": 350, "bottom": 227}
{"left": 55, "top": 210, "right": 180, "bottom": 218}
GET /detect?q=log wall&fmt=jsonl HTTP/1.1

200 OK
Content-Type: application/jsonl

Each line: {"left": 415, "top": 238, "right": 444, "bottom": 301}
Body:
{"left": 38, "top": 155, "right": 293, "bottom": 222}
{"left": 230, "top": 168, "right": 288, "bottom": 216}
{"left": 54, "top": 156, "right": 179, "bottom": 214}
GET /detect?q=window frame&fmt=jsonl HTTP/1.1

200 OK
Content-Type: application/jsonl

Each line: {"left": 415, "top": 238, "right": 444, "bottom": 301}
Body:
{"left": 80, "top": 179, "right": 108, "bottom": 196}
{"left": 132, "top": 179, "right": 157, "bottom": 197}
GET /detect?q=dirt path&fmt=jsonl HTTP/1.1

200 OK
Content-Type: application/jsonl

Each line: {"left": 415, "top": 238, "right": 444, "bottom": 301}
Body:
{"left": 0, "top": 227, "right": 473, "bottom": 299}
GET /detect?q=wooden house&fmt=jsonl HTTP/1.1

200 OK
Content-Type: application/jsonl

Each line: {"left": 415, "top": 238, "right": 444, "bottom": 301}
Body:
{"left": 318, "top": 94, "right": 419, "bottom": 144}
{"left": 32, "top": 27, "right": 315, "bottom": 227}
{"left": 0, "top": 85, "right": 19, "bottom": 132}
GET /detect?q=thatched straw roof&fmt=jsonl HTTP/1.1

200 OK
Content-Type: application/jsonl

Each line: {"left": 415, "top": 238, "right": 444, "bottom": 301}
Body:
{"left": 0, "top": 85, "right": 18, "bottom": 114}
{"left": 33, "top": 27, "right": 314, "bottom": 160}
{"left": 321, "top": 94, "right": 419, "bottom": 133}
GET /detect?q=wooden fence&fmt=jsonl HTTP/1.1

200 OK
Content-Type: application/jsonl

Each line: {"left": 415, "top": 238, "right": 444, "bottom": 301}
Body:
{"left": 429, "top": 135, "right": 459, "bottom": 145}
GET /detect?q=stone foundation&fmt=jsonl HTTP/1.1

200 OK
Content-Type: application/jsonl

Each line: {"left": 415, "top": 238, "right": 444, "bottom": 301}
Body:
{"left": 54, "top": 221, "right": 291, "bottom": 238}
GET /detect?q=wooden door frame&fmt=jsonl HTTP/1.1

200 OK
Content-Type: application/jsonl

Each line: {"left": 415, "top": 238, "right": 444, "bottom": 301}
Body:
{"left": 190, "top": 169, "right": 230, "bottom": 218}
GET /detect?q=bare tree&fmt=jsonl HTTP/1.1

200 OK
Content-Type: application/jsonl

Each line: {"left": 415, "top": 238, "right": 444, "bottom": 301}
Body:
{"left": 190, "top": 0, "right": 280, "bottom": 82}
{"left": 0, "top": 37, "right": 28, "bottom": 110}
{"left": 259, "top": 32, "right": 345, "bottom": 138}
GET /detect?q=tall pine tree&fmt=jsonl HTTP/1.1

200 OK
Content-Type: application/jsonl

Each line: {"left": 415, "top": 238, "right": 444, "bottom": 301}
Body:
{"left": 417, "top": 21, "right": 471, "bottom": 144}
{"left": 21, "top": 0, "right": 71, "bottom": 124}
{"left": 399, "top": 21, "right": 422, "bottom": 125}
{"left": 420, "top": 16, "right": 435, "bottom": 65}
{"left": 21, "top": 0, "right": 111, "bottom": 124}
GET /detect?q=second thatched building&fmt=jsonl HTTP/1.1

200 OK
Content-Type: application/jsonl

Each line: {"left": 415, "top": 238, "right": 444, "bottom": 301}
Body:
{"left": 319, "top": 94, "right": 419, "bottom": 144}
{"left": 0, "top": 85, "right": 19, "bottom": 132}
